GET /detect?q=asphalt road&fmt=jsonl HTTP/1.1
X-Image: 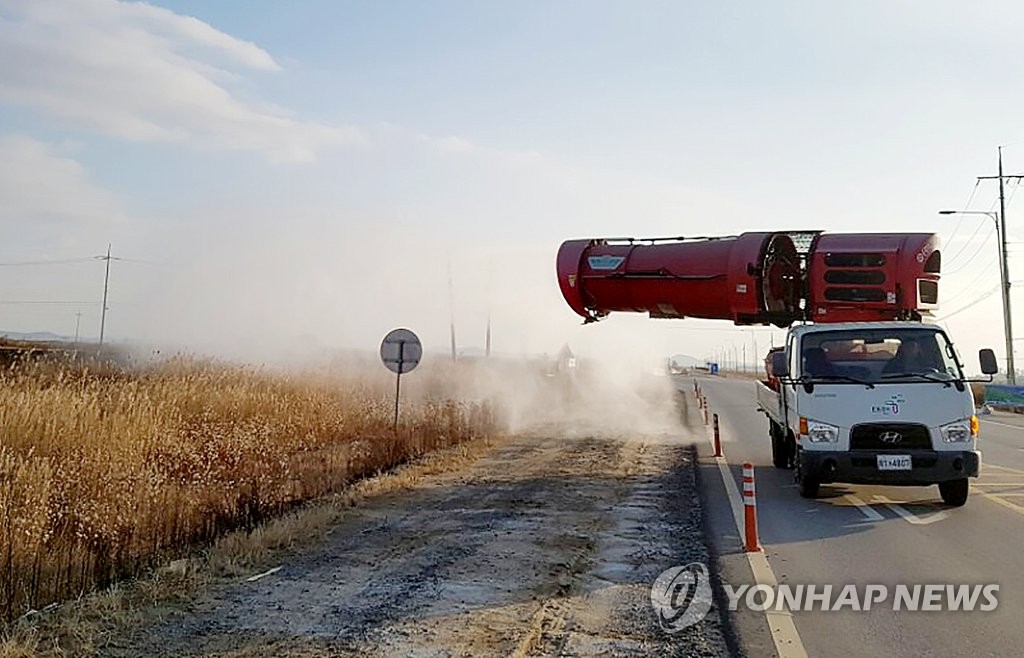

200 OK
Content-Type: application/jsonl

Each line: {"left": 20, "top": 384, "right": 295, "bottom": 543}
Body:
{"left": 690, "top": 375, "right": 1024, "bottom": 658}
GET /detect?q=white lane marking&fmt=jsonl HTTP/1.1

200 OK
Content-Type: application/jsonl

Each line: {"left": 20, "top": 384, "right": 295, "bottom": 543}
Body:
{"left": 971, "top": 481, "right": 1024, "bottom": 486}
{"left": 706, "top": 410, "right": 808, "bottom": 658}
{"left": 845, "top": 494, "right": 884, "bottom": 521}
{"left": 980, "top": 419, "right": 1024, "bottom": 431}
{"left": 872, "top": 495, "right": 950, "bottom": 525}
{"left": 985, "top": 463, "right": 1024, "bottom": 474}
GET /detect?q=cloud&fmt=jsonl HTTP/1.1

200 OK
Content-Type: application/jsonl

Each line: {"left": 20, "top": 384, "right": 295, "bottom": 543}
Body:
{"left": 0, "top": 134, "right": 123, "bottom": 233}
{"left": 0, "top": 0, "right": 364, "bottom": 162}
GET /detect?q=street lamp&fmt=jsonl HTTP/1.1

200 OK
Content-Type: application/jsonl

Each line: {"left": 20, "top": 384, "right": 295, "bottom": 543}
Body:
{"left": 939, "top": 209, "right": 1015, "bottom": 383}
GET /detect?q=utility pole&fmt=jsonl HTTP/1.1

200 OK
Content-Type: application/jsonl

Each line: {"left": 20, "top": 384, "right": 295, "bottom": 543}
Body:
{"left": 978, "top": 147, "right": 1024, "bottom": 384}
{"left": 447, "top": 260, "right": 457, "bottom": 361}
{"left": 73, "top": 312, "right": 82, "bottom": 350}
{"left": 98, "top": 244, "right": 111, "bottom": 348}
{"left": 485, "top": 268, "right": 492, "bottom": 359}
{"left": 485, "top": 311, "right": 492, "bottom": 358}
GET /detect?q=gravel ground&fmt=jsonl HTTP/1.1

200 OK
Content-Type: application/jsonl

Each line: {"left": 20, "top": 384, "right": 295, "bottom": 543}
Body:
{"left": 111, "top": 385, "right": 731, "bottom": 657}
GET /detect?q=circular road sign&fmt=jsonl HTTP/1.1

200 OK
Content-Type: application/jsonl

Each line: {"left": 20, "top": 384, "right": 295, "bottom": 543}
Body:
{"left": 380, "top": 328, "right": 422, "bottom": 374}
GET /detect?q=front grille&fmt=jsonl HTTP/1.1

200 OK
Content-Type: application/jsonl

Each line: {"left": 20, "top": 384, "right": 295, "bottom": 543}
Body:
{"left": 824, "top": 287, "right": 887, "bottom": 302}
{"left": 850, "top": 423, "right": 932, "bottom": 450}
{"left": 825, "top": 270, "right": 886, "bottom": 285}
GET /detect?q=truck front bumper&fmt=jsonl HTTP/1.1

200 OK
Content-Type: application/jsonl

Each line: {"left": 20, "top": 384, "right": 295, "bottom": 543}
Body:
{"left": 800, "top": 450, "right": 979, "bottom": 485}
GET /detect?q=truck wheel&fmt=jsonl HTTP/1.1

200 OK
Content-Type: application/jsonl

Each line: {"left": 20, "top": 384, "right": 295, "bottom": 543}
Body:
{"left": 939, "top": 478, "right": 969, "bottom": 507}
{"left": 798, "top": 474, "right": 820, "bottom": 498}
{"left": 795, "top": 450, "right": 819, "bottom": 497}
{"left": 771, "top": 425, "right": 788, "bottom": 469}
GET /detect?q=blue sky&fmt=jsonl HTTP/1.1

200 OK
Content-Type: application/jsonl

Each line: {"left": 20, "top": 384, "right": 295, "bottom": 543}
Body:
{"left": 1, "top": 0, "right": 1023, "bottom": 368}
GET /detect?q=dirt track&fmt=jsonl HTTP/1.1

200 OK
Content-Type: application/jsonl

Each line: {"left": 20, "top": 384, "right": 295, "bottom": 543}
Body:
{"left": 116, "top": 383, "right": 729, "bottom": 657}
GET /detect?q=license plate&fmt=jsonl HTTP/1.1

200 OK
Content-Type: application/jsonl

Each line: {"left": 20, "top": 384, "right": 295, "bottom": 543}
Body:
{"left": 877, "top": 455, "right": 912, "bottom": 471}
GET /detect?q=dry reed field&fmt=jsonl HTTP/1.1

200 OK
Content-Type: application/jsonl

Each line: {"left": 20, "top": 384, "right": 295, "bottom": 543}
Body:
{"left": 0, "top": 355, "right": 501, "bottom": 625}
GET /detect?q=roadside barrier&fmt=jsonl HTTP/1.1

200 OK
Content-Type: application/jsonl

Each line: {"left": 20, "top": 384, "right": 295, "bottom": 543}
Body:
{"left": 713, "top": 413, "right": 722, "bottom": 457}
{"left": 742, "top": 463, "right": 762, "bottom": 552}
{"left": 703, "top": 396, "right": 709, "bottom": 424}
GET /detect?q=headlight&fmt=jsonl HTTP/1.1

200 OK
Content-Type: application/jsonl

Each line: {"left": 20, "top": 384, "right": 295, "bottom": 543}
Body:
{"left": 806, "top": 420, "right": 840, "bottom": 443}
{"left": 940, "top": 419, "right": 973, "bottom": 443}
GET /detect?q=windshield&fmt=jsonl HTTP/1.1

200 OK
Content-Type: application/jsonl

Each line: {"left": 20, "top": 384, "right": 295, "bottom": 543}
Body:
{"left": 800, "top": 327, "right": 962, "bottom": 383}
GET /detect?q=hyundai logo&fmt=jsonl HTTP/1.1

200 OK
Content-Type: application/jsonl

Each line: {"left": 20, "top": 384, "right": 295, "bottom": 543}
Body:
{"left": 879, "top": 431, "right": 903, "bottom": 444}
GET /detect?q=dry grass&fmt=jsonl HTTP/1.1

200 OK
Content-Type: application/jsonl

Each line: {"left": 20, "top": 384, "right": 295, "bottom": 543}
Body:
{"left": 0, "top": 356, "right": 501, "bottom": 626}
{"left": 0, "top": 434, "right": 501, "bottom": 658}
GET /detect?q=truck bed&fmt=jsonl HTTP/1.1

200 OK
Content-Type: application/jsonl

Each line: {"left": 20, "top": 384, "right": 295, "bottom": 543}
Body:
{"left": 756, "top": 380, "right": 784, "bottom": 424}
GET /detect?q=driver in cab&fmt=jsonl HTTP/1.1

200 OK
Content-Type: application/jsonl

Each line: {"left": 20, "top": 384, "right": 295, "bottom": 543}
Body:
{"left": 882, "top": 336, "right": 941, "bottom": 375}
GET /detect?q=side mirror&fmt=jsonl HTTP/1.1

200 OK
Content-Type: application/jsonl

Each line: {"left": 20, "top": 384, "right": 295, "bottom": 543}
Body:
{"left": 771, "top": 351, "right": 790, "bottom": 378}
{"left": 979, "top": 348, "right": 998, "bottom": 375}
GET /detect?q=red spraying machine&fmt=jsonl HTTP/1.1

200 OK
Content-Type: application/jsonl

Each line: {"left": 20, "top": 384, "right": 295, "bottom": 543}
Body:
{"left": 556, "top": 232, "right": 940, "bottom": 326}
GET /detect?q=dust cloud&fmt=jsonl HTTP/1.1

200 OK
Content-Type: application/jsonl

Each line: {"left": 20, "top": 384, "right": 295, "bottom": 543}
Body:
{"left": 100, "top": 205, "right": 694, "bottom": 443}
{"left": 391, "top": 354, "right": 688, "bottom": 443}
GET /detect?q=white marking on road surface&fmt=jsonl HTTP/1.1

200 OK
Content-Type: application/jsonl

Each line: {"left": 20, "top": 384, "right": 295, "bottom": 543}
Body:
{"left": 872, "top": 496, "right": 950, "bottom": 525}
{"left": 845, "top": 494, "right": 884, "bottom": 521}
{"left": 985, "top": 464, "right": 1024, "bottom": 477}
{"left": 707, "top": 416, "right": 808, "bottom": 658}
{"left": 980, "top": 419, "right": 1024, "bottom": 431}
{"left": 976, "top": 492, "right": 1024, "bottom": 515}
{"left": 245, "top": 566, "right": 282, "bottom": 582}
{"left": 986, "top": 463, "right": 1024, "bottom": 472}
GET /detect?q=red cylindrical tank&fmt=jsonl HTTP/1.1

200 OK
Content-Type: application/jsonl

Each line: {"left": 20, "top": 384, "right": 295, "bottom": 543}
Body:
{"left": 556, "top": 233, "right": 802, "bottom": 326}
{"left": 806, "top": 233, "right": 940, "bottom": 323}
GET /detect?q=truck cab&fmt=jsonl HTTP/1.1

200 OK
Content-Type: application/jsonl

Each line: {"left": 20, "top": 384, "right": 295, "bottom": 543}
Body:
{"left": 757, "top": 322, "right": 997, "bottom": 506}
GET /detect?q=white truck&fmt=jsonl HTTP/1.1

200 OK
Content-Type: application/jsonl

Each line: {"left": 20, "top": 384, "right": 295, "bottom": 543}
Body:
{"left": 555, "top": 230, "right": 999, "bottom": 505}
{"left": 757, "top": 322, "right": 997, "bottom": 506}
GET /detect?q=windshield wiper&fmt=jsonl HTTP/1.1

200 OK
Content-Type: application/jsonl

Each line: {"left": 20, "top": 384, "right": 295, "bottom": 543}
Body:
{"left": 801, "top": 374, "right": 875, "bottom": 389}
{"left": 880, "top": 371, "right": 953, "bottom": 386}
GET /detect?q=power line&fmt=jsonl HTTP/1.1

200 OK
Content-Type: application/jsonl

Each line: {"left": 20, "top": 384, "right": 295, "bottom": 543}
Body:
{"left": 0, "top": 257, "right": 97, "bottom": 267}
{"left": 944, "top": 198, "right": 998, "bottom": 266}
{"left": 943, "top": 180, "right": 980, "bottom": 248}
{"left": 935, "top": 285, "right": 1000, "bottom": 321}
{"left": 944, "top": 226, "right": 995, "bottom": 276}
{"left": 945, "top": 182, "right": 1018, "bottom": 269}
{"left": 942, "top": 179, "right": 1017, "bottom": 276}
{"left": 942, "top": 258, "right": 999, "bottom": 306}
{"left": 0, "top": 255, "right": 154, "bottom": 267}
{"left": 0, "top": 301, "right": 98, "bottom": 305}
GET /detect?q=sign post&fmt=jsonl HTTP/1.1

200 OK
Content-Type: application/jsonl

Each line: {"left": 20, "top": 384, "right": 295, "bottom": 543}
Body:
{"left": 380, "top": 328, "right": 422, "bottom": 430}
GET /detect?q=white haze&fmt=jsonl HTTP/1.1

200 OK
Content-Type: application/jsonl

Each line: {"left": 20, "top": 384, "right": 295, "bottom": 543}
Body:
{"left": 0, "top": 1, "right": 1019, "bottom": 381}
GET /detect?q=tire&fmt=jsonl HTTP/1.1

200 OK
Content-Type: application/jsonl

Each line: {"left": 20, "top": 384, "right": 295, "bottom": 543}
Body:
{"left": 770, "top": 423, "right": 789, "bottom": 469}
{"left": 798, "top": 474, "right": 820, "bottom": 498}
{"left": 939, "top": 478, "right": 969, "bottom": 507}
{"left": 795, "top": 450, "right": 819, "bottom": 498}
